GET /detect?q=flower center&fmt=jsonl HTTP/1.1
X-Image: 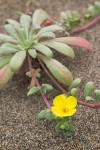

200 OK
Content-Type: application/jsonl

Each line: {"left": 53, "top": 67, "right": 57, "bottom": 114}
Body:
{"left": 63, "top": 106, "right": 68, "bottom": 113}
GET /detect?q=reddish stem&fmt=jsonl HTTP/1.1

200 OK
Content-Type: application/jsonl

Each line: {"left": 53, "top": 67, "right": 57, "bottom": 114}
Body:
{"left": 70, "top": 16, "right": 100, "bottom": 35}
{"left": 79, "top": 101, "right": 100, "bottom": 109}
{"left": 28, "top": 55, "right": 51, "bottom": 110}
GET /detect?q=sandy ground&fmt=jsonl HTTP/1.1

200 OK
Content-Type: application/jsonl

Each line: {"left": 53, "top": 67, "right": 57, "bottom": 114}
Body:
{"left": 0, "top": 0, "right": 100, "bottom": 150}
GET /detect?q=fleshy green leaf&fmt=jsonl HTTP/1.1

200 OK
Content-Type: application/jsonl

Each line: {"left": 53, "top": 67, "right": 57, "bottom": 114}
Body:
{"left": 34, "top": 44, "right": 53, "bottom": 58}
{"left": 88, "top": 3, "right": 100, "bottom": 18}
{"left": 18, "top": 28, "right": 27, "bottom": 45}
{"left": 55, "top": 122, "right": 62, "bottom": 132}
{"left": 45, "top": 113, "right": 57, "bottom": 121}
{"left": 37, "top": 32, "right": 55, "bottom": 40}
{"left": 32, "top": 9, "right": 49, "bottom": 26}
{"left": 0, "top": 47, "right": 19, "bottom": 54}
{"left": 63, "top": 124, "right": 73, "bottom": 136}
{"left": 0, "top": 55, "right": 12, "bottom": 69}
{"left": 40, "top": 84, "right": 53, "bottom": 94}
{"left": 84, "top": 14, "right": 92, "bottom": 22}
{"left": 53, "top": 37, "right": 91, "bottom": 52}
{"left": 44, "top": 41, "right": 74, "bottom": 59}
{"left": 85, "top": 96, "right": 94, "bottom": 101}
{"left": 38, "top": 109, "right": 50, "bottom": 119}
{"left": 38, "top": 25, "right": 63, "bottom": 34}
{"left": 95, "top": 1, "right": 100, "bottom": 9}
{"left": 0, "top": 64, "right": 14, "bottom": 90}
{"left": 20, "top": 14, "right": 31, "bottom": 36}
{"left": 10, "top": 51, "right": 26, "bottom": 72}
{"left": 95, "top": 90, "right": 100, "bottom": 102}
{"left": 38, "top": 54, "right": 73, "bottom": 85}
{"left": 1, "top": 43, "right": 17, "bottom": 49}
{"left": 4, "top": 24, "right": 19, "bottom": 40}
{"left": 71, "top": 88, "right": 78, "bottom": 98}
{"left": 7, "top": 19, "right": 20, "bottom": 29}
{"left": 84, "top": 82, "right": 94, "bottom": 98}
{"left": 69, "top": 78, "right": 81, "bottom": 91}
{"left": 55, "top": 118, "right": 70, "bottom": 133}
{"left": 28, "top": 49, "right": 37, "bottom": 58}
{"left": 0, "top": 34, "right": 16, "bottom": 43}
{"left": 38, "top": 109, "right": 57, "bottom": 121}
{"left": 27, "top": 86, "right": 39, "bottom": 96}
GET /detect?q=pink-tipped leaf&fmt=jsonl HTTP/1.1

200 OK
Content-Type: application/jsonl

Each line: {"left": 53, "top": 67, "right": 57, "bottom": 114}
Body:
{"left": 53, "top": 37, "right": 91, "bottom": 52}
{"left": 38, "top": 54, "right": 73, "bottom": 85}
{"left": 0, "top": 64, "right": 14, "bottom": 90}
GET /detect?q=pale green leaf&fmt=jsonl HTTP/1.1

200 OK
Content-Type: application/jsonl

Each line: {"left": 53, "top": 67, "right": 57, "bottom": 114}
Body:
{"left": 20, "top": 14, "right": 31, "bottom": 36}
{"left": 32, "top": 9, "right": 49, "bottom": 26}
{"left": 27, "top": 86, "right": 39, "bottom": 96}
{"left": 37, "top": 32, "right": 55, "bottom": 40}
{"left": 69, "top": 78, "right": 81, "bottom": 91}
{"left": 10, "top": 51, "right": 26, "bottom": 72}
{"left": 85, "top": 96, "right": 94, "bottom": 101}
{"left": 95, "top": 90, "right": 100, "bottom": 102}
{"left": 1, "top": 43, "right": 17, "bottom": 49}
{"left": 0, "top": 34, "right": 16, "bottom": 43}
{"left": 38, "top": 109, "right": 50, "bottom": 119}
{"left": 44, "top": 41, "right": 74, "bottom": 59}
{"left": 0, "top": 64, "right": 14, "bottom": 90}
{"left": 84, "top": 82, "right": 94, "bottom": 97}
{"left": 4, "top": 24, "right": 19, "bottom": 40}
{"left": 38, "top": 25, "right": 63, "bottom": 34}
{"left": 0, "top": 55, "right": 12, "bottom": 69}
{"left": 18, "top": 28, "right": 26, "bottom": 45}
{"left": 7, "top": 19, "right": 20, "bottom": 29}
{"left": 0, "top": 47, "right": 19, "bottom": 54}
{"left": 45, "top": 113, "right": 57, "bottom": 121}
{"left": 34, "top": 44, "right": 53, "bottom": 58}
{"left": 53, "top": 37, "right": 91, "bottom": 52}
{"left": 38, "top": 54, "right": 73, "bottom": 85}
{"left": 71, "top": 88, "right": 78, "bottom": 98}
{"left": 28, "top": 49, "right": 37, "bottom": 58}
{"left": 40, "top": 84, "right": 53, "bottom": 94}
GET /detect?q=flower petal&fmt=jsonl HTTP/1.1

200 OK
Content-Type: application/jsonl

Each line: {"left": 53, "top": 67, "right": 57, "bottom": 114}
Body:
{"left": 53, "top": 94, "right": 67, "bottom": 106}
{"left": 64, "top": 109, "right": 77, "bottom": 116}
{"left": 51, "top": 106, "right": 65, "bottom": 117}
{"left": 66, "top": 96, "right": 77, "bottom": 109}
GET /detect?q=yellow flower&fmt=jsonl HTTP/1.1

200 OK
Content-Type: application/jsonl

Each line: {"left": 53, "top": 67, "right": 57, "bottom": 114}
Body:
{"left": 51, "top": 94, "right": 77, "bottom": 117}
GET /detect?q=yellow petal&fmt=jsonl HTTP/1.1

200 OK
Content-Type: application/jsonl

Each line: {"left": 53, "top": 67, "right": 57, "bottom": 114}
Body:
{"left": 66, "top": 96, "right": 77, "bottom": 109}
{"left": 63, "top": 109, "right": 77, "bottom": 117}
{"left": 51, "top": 106, "right": 65, "bottom": 117}
{"left": 53, "top": 94, "right": 67, "bottom": 106}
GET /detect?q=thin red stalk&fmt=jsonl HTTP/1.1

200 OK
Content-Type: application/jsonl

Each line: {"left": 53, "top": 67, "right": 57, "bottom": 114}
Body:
{"left": 79, "top": 101, "right": 100, "bottom": 109}
{"left": 28, "top": 55, "right": 51, "bottom": 110}
{"left": 70, "top": 16, "right": 100, "bottom": 35}
{"left": 37, "top": 57, "right": 68, "bottom": 94}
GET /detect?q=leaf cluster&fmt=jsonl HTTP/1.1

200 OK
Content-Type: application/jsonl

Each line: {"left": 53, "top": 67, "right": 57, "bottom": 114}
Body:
{"left": 38, "top": 109, "right": 73, "bottom": 136}
{"left": 61, "top": 10, "right": 81, "bottom": 29}
{"left": 61, "top": 1, "right": 100, "bottom": 29}
{"left": 0, "top": 9, "right": 90, "bottom": 90}
{"left": 69, "top": 78, "right": 100, "bottom": 103}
